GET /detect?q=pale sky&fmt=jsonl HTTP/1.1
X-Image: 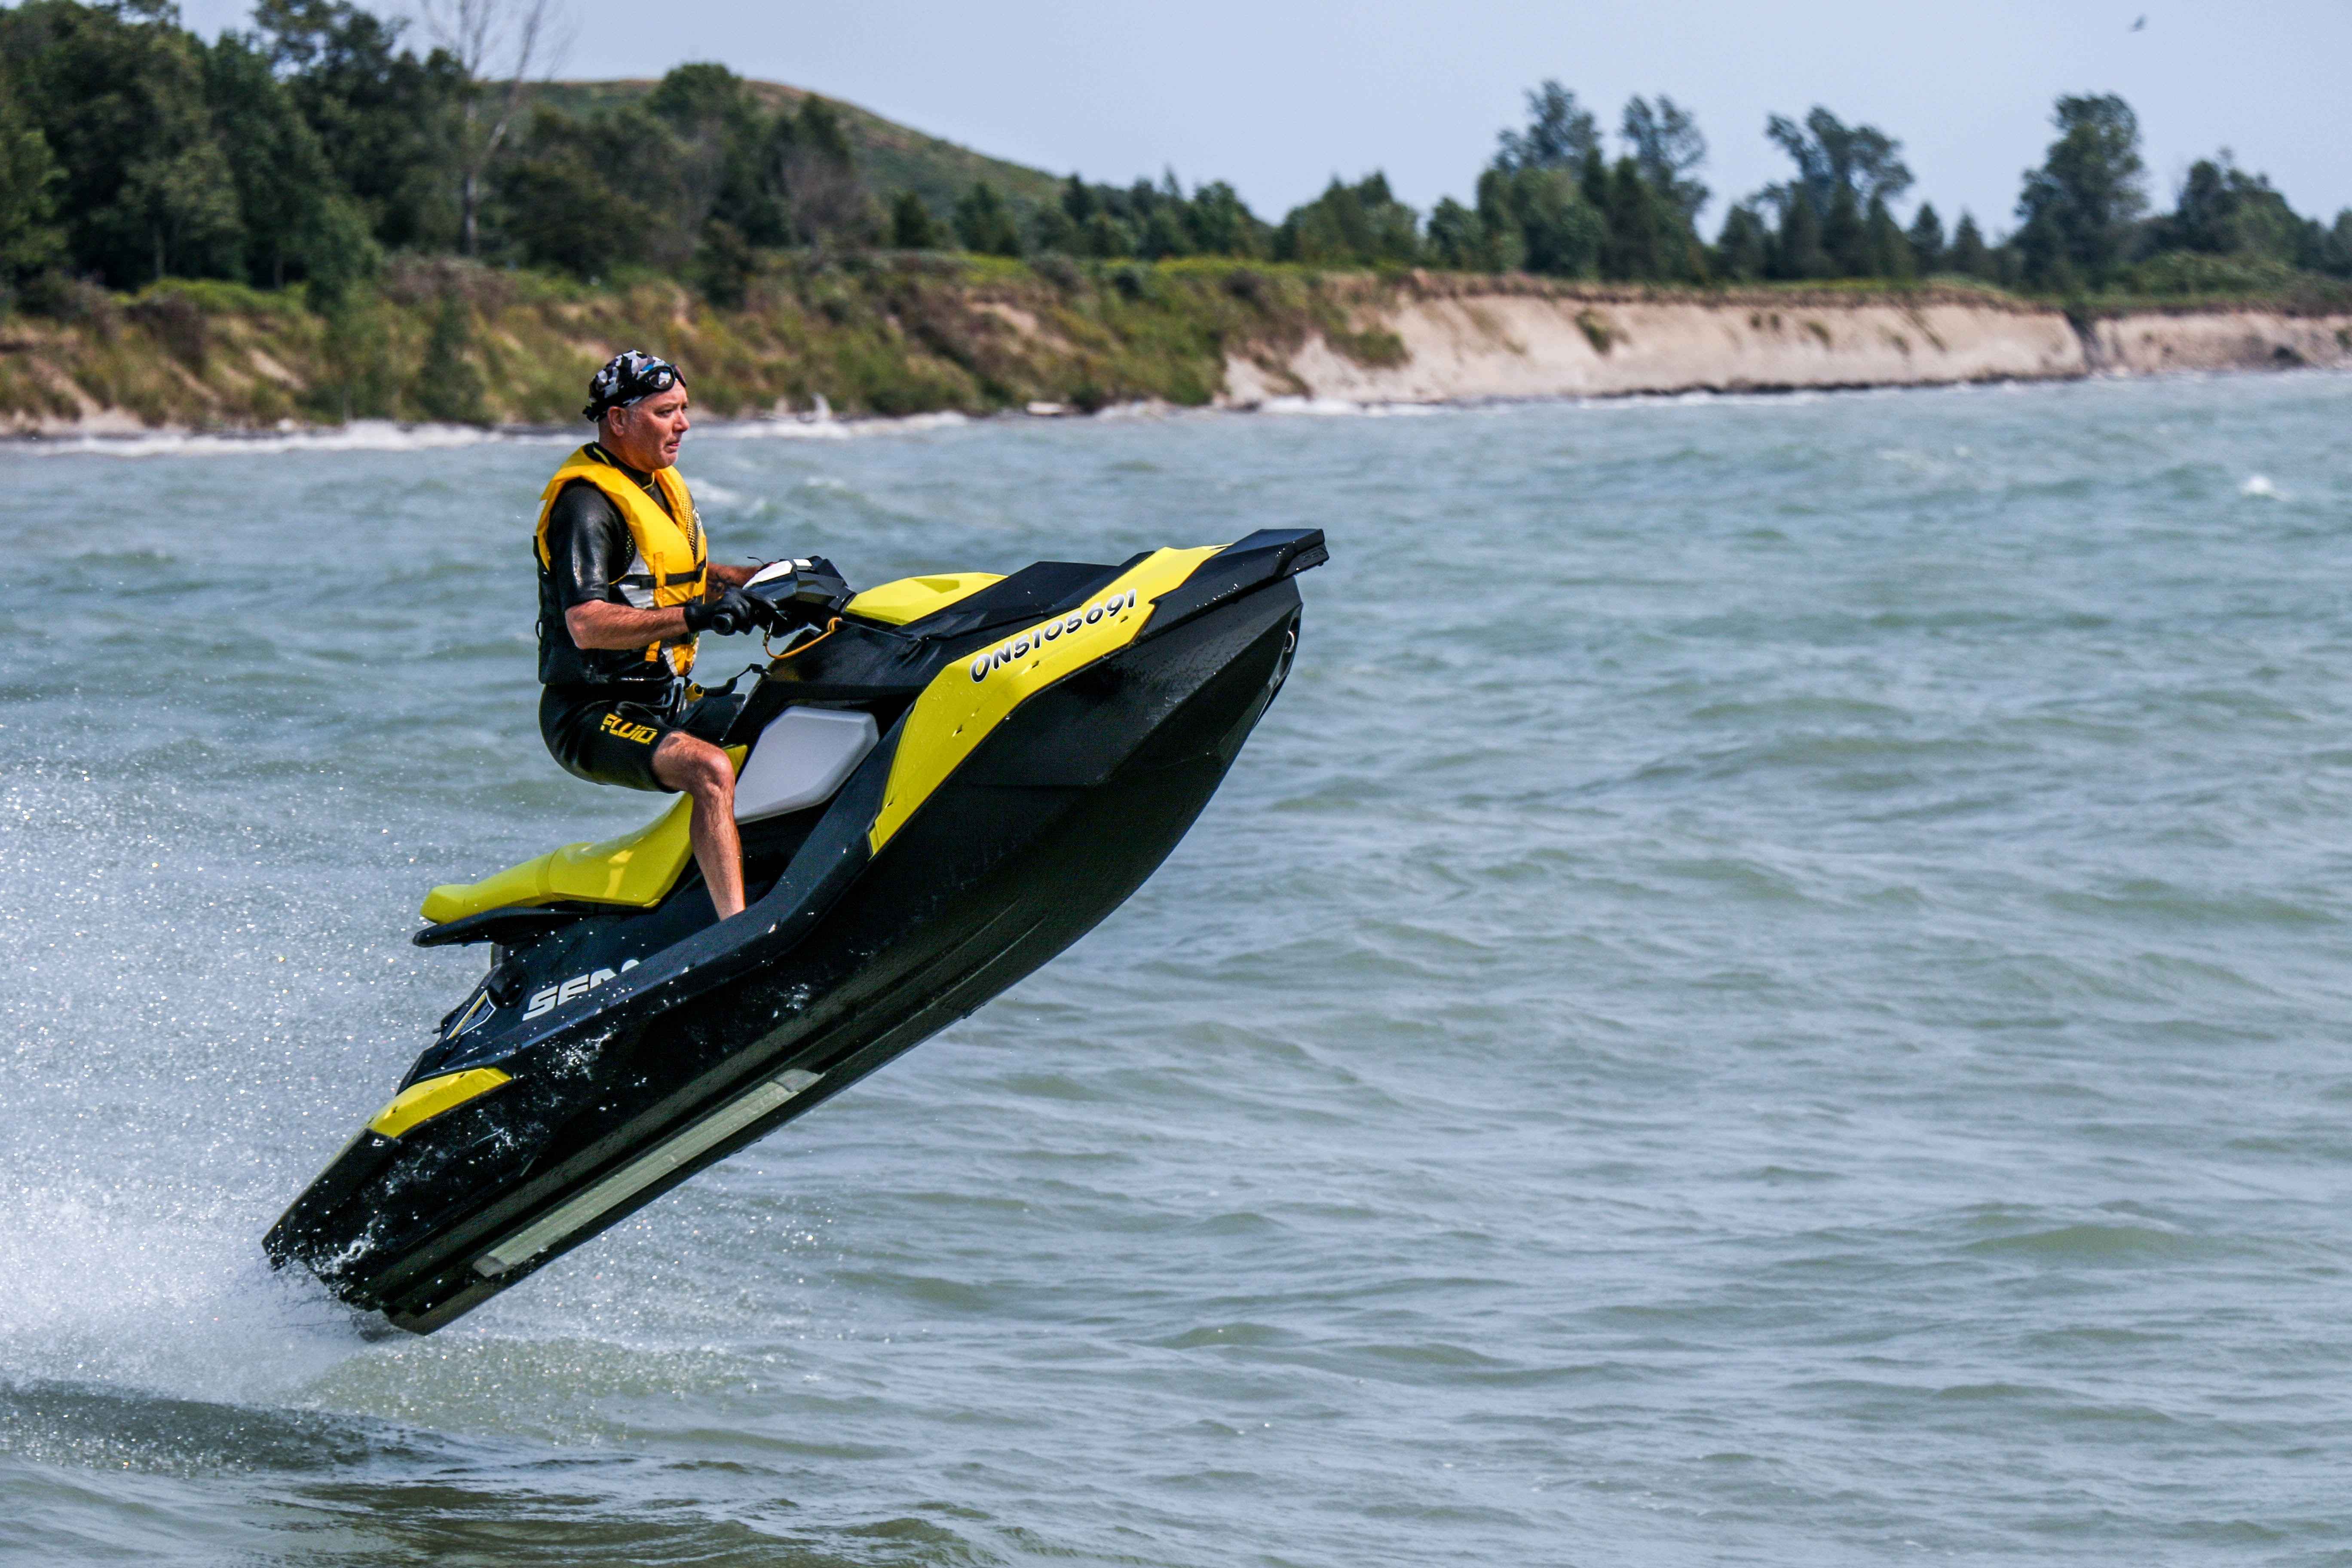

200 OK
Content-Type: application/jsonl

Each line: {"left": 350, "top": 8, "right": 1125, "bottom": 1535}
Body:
{"left": 178, "top": 0, "right": 2352, "bottom": 236}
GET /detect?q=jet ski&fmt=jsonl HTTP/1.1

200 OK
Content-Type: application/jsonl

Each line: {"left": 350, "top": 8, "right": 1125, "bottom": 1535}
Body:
{"left": 263, "top": 528, "right": 1327, "bottom": 1333}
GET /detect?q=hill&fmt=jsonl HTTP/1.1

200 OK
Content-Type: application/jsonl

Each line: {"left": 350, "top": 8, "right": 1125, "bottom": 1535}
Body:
{"left": 527, "top": 79, "right": 1069, "bottom": 217}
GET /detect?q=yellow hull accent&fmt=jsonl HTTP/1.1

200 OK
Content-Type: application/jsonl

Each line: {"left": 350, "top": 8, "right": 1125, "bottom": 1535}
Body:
{"left": 420, "top": 747, "right": 747, "bottom": 924}
{"left": 368, "top": 1068, "right": 512, "bottom": 1139}
{"left": 847, "top": 572, "right": 1004, "bottom": 626}
{"left": 868, "top": 546, "right": 1222, "bottom": 854}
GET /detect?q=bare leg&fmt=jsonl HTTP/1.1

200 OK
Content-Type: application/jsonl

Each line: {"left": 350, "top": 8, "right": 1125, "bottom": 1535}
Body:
{"left": 652, "top": 732, "right": 744, "bottom": 920}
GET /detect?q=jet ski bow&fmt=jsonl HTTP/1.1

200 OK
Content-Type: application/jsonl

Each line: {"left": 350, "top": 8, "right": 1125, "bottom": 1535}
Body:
{"left": 263, "top": 530, "right": 1327, "bottom": 1332}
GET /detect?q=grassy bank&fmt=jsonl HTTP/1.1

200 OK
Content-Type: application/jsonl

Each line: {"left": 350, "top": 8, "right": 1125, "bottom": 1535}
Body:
{"left": 0, "top": 255, "right": 1417, "bottom": 432}
{"left": 3, "top": 259, "right": 2345, "bottom": 435}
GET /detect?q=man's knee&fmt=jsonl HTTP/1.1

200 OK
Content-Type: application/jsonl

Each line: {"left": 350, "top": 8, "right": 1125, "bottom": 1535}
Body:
{"left": 653, "top": 733, "right": 734, "bottom": 802}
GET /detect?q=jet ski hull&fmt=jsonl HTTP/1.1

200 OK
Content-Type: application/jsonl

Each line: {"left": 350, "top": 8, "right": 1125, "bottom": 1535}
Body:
{"left": 265, "top": 539, "right": 1316, "bottom": 1332}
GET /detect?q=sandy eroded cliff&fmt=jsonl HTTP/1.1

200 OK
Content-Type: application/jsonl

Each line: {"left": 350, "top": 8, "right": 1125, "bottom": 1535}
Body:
{"left": 1221, "top": 289, "right": 2352, "bottom": 407}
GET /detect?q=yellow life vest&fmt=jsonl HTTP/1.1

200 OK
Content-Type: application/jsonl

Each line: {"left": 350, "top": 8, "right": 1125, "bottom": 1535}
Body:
{"left": 535, "top": 445, "right": 708, "bottom": 677}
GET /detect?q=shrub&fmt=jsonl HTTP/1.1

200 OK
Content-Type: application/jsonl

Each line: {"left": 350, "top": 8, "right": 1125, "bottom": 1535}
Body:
{"left": 2121, "top": 250, "right": 2302, "bottom": 297}
{"left": 407, "top": 292, "right": 490, "bottom": 424}
{"left": 889, "top": 190, "right": 938, "bottom": 249}
{"left": 127, "top": 290, "right": 208, "bottom": 371}
{"left": 952, "top": 182, "right": 1022, "bottom": 257}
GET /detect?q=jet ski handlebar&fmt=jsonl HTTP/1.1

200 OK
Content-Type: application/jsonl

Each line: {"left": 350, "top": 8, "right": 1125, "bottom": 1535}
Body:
{"left": 741, "top": 558, "right": 854, "bottom": 634}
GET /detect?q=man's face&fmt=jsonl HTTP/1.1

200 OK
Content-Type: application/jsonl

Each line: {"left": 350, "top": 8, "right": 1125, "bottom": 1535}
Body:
{"left": 603, "top": 384, "right": 692, "bottom": 471}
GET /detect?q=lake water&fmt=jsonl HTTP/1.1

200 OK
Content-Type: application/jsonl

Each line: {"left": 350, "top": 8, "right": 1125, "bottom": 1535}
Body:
{"left": 5, "top": 371, "right": 2352, "bottom": 1566}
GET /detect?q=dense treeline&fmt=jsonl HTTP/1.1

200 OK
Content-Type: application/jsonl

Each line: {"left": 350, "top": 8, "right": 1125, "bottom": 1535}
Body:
{"left": 2, "top": 0, "right": 2349, "bottom": 317}
{"left": 0, "top": 0, "right": 908, "bottom": 305}
{"left": 1283, "top": 84, "right": 2352, "bottom": 297}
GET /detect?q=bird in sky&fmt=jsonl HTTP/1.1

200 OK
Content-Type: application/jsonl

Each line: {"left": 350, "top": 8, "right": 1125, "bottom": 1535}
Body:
{"left": 2131, "top": 15, "right": 2147, "bottom": 29}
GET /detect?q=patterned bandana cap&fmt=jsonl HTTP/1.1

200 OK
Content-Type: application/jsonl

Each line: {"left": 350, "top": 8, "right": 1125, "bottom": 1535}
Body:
{"left": 582, "top": 350, "right": 682, "bottom": 421}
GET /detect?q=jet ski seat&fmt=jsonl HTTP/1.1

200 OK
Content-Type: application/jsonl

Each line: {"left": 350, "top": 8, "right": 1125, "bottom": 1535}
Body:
{"left": 420, "top": 747, "right": 746, "bottom": 925}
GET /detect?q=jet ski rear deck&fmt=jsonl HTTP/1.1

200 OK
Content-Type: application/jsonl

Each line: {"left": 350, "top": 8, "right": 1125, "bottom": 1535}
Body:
{"left": 264, "top": 529, "right": 1326, "bottom": 1332}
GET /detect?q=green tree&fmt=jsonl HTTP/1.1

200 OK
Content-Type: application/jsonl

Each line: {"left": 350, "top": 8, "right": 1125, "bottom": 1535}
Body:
{"left": 691, "top": 217, "right": 756, "bottom": 306}
{"left": 1182, "top": 181, "right": 1264, "bottom": 257}
{"left": 1424, "top": 197, "right": 1481, "bottom": 271}
{"left": 952, "top": 180, "right": 1021, "bottom": 256}
{"left": 766, "top": 97, "right": 871, "bottom": 247}
{"left": 1761, "top": 107, "right": 1913, "bottom": 216}
{"left": 2320, "top": 210, "right": 2352, "bottom": 279}
{"left": 0, "top": 98, "right": 66, "bottom": 286}
{"left": 1081, "top": 210, "right": 1134, "bottom": 257}
{"left": 297, "top": 191, "right": 379, "bottom": 309}
{"left": 414, "top": 0, "right": 564, "bottom": 256}
{"left": 1, "top": 0, "right": 245, "bottom": 285}
{"left": 1620, "top": 94, "right": 1707, "bottom": 222}
{"left": 2156, "top": 154, "right": 2307, "bottom": 265}
{"left": 1865, "top": 196, "right": 1912, "bottom": 279}
{"left": 409, "top": 290, "right": 489, "bottom": 423}
{"left": 1770, "top": 191, "right": 1829, "bottom": 279}
{"left": 1494, "top": 80, "right": 1599, "bottom": 173}
{"left": 2167, "top": 158, "right": 2235, "bottom": 254}
{"left": 1906, "top": 201, "right": 1945, "bottom": 273}
{"left": 119, "top": 143, "right": 243, "bottom": 285}
{"left": 648, "top": 62, "right": 787, "bottom": 247}
{"left": 1274, "top": 173, "right": 1420, "bottom": 266}
{"left": 204, "top": 31, "right": 337, "bottom": 287}
{"left": 493, "top": 105, "right": 668, "bottom": 276}
{"left": 1138, "top": 206, "right": 1190, "bottom": 260}
{"left": 1427, "top": 190, "right": 1524, "bottom": 273}
{"left": 890, "top": 189, "right": 938, "bottom": 248}
{"left": 1578, "top": 146, "right": 1609, "bottom": 214}
{"left": 1601, "top": 155, "right": 1686, "bottom": 280}
{"left": 1427, "top": 172, "right": 1526, "bottom": 273}
{"left": 1500, "top": 166, "right": 1602, "bottom": 278}
{"left": 1950, "top": 210, "right": 1989, "bottom": 277}
{"left": 1027, "top": 173, "right": 1262, "bottom": 260}
{"left": 2015, "top": 93, "right": 2146, "bottom": 289}
{"left": 254, "top": 0, "right": 460, "bottom": 252}
{"left": 1820, "top": 184, "right": 1867, "bottom": 275}
{"left": 1753, "top": 107, "right": 1912, "bottom": 281}
{"left": 1467, "top": 169, "right": 1528, "bottom": 272}
{"left": 1713, "top": 204, "right": 1767, "bottom": 282}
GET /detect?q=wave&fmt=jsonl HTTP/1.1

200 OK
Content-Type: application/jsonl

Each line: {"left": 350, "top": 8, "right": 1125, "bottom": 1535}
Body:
{"left": 10, "top": 418, "right": 553, "bottom": 460}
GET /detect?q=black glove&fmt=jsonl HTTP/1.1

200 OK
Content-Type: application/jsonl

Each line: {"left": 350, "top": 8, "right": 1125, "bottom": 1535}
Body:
{"left": 683, "top": 587, "right": 759, "bottom": 637}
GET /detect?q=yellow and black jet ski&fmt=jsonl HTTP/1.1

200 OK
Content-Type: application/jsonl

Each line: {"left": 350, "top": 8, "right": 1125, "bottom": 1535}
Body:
{"left": 263, "top": 530, "right": 1326, "bottom": 1332}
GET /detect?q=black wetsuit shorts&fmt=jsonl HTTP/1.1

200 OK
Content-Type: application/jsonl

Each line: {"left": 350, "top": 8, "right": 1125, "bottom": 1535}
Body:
{"left": 539, "top": 683, "right": 741, "bottom": 793}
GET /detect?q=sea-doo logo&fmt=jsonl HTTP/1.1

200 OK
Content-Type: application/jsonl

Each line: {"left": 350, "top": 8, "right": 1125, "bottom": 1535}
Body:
{"left": 969, "top": 588, "right": 1139, "bottom": 682}
{"left": 523, "top": 957, "right": 640, "bottom": 1020}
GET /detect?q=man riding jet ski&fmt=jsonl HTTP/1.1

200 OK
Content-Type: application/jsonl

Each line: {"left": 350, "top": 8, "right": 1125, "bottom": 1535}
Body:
{"left": 538, "top": 350, "right": 806, "bottom": 922}
{"left": 263, "top": 361, "right": 1328, "bottom": 1332}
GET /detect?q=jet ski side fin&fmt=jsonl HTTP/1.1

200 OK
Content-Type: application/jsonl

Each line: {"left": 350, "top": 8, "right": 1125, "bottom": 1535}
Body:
{"left": 368, "top": 1067, "right": 512, "bottom": 1138}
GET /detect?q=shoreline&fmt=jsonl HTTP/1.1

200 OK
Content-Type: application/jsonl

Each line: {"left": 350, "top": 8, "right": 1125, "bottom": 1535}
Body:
{"left": 11, "top": 363, "right": 2347, "bottom": 456}
{"left": 5, "top": 283, "right": 2347, "bottom": 446}
{"left": 9, "top": 359, "right": 2349, "bottom": 453}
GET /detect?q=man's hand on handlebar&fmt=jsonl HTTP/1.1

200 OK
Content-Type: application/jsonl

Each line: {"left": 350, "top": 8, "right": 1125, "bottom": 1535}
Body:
{"left": 684, "top": 587, "right": 764, "bottom": 637}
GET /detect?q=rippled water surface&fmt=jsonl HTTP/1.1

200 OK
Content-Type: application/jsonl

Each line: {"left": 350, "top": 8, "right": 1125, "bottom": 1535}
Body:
{"left": 6, "top": 373, "right": 2352, "bottom": 1565}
